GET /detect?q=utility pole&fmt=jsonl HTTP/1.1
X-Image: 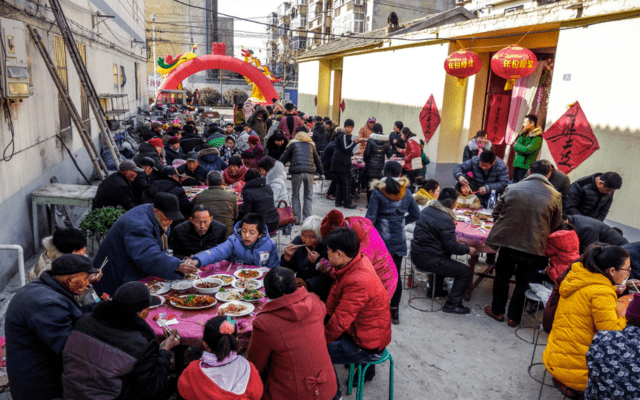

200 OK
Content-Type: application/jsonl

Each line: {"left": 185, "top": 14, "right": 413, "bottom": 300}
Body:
{"left": 150, "top": 12, "right": 157, "bottom": 90}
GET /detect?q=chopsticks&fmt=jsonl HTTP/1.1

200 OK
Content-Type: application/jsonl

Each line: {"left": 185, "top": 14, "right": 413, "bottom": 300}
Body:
{"left": 158, "top": 318, "right": 181, "bottom": 341}
{"left": 631, "top": 280, "right": 639, "bottom": 292}
{"left": 99, "top": 257, "right": 109, "bottom": 272}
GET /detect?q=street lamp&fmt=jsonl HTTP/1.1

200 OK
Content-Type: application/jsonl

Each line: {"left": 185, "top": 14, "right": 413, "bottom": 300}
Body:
{"left": 150, "top": 12, "right": 157, "bottom": 90}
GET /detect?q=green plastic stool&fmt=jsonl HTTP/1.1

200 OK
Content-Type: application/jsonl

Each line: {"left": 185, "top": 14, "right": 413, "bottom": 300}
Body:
{"left": 347, "top": 349, "right": 394, "bottom": 400}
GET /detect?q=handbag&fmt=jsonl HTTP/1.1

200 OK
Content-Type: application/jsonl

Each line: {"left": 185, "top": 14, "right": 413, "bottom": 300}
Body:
{"left": 277, "top": 200, "right": 296, "bottom": 227}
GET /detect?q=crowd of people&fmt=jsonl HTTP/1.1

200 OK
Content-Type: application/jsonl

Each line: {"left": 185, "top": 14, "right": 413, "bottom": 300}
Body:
{"left": 6, "top": 102, "right": 639, "bottom": 400}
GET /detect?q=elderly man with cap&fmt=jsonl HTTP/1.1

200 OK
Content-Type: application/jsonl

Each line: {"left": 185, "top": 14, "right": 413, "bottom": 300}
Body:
{"left": 136, "top": 137, "right": 165, "bottom": 170}
{"left": 177, "top": 151, "right": 209, "bottom": 186}
{"left": 132, "top": 156, "right": 162, "bottom": 204}
{"left": 61, "top": 282, "right": 179, "bottom": 400}
{"left": 142, "top": 166, "right": 193, "bottom": 218}
{"left": 92, "top": 193, "right": 199, "bottom": 297}
{"left": 92, "top": 162, "right": 143, "bottom": 210}
{"left": 6, "top": 254, "right": 102, "bottom": 400}
{"left": 164, "top": 136, "right": 185, "bottom": 166}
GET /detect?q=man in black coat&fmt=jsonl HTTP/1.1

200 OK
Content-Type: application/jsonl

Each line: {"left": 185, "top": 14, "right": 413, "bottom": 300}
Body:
{"left": 279, "top": 127, "right": 324, "bottom": 224}
{"left": 142, "top": 166, "right": 193, "bottom": 219}
{"left": 135, "top": 138, "right": 165, "bottom": 171}
{"left": 92, "top": 162, "right": 142, "bottom": 210}
{"left": 177, "top": 151, "right": 209, "bottom": 186}
{"left": 169, "top": 205, "right": 227, "bottom": 259}
{"left": 179, "top": 124, "right": 205, "bottom": 153}
{"left": 321, "top": 141, "right": 337, "bottom": 200}
{"left": 62, "top": 282, "right": 178, "bottom": 399}
{"left": 331, "top": 119, "right": 362, "bottom": 209}
{"left": 567, "top": 214, "right": 629, "bottom": 254}
{"left": 564, "top": 172, "right": 622, "bottom": 221}
{"left": 363, "top": 125, "right": 392, "bottom": 202}
{"left": 389, "top": 121, "right": 405, "bottom": 157}
{"left": 548, "top": 164, "right": 571, "bottom": 198}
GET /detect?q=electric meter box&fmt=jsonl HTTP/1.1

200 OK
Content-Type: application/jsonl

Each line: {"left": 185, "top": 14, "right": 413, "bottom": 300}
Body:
{"left": 0, "top": 18, "right": 30, "bottom": 99}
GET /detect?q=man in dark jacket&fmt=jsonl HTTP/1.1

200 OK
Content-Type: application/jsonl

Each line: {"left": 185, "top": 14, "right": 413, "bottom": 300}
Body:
{"left": 62, "top": 282, "right": 179, "bottom": 400}
{"left": 453, "top": 150, "right": 509, "bottom": 207}
{"left": 389, "top": 121, "right": 405, "bottom": 157}
{"left": 331, "top": 119, "right": 362, "bottom": 209}
{"left": 164, "top": 136, "right": 184, "bottom": 166}
{"left": 485, "top": 161, "right": 562, "bottom": 326}
{"left": 623, "top": 242, "right": 640, "bottom": 280}
{"left": 321, "top": 141, "right": 337, "bottom": 200}
{"left": 564, "top": 172, "right": 622, "bottom": 221}
{"left": 169, "top": 205, "right": 227, "bottom": 259}
{"left": 193, "top": 171, "right": 239, "bottom": 237}
{"left": 132, "top": 157, "right": 162, "bottom": 204}
{"left": 567, "top": 214, "right": 628, "bottom": 254}
{"left": 247, "top": 105, "right": 269, "bottom": 145}
{"left": 92, "top": 162, "right": 142, "bottom": 210}
{"left": 279, "top": 128, "right": 324, "bottom": 224}
{"left": 411, "top": 188, "right": 477, "bottom": 314}
{"left": 240, "top": 170, "right": 281, "bottom": 234}
{"left": 135, "top": 138, "right": 164, "bottom": 170}
{"left": 548, "top": 164, "right": 570, "bottom": 198}
{"left": 92, "top": 193, "right": 198, "bottom": 296}
{"left": 363, "top": 125, "right": 392, "bottom": 202}
{"left": 179, "top": 124, "right": 205, "bottom": 153}
{"left": 6, "top": 254, "right": 100, "bottom": 400}
{"left": 142, "top": 166, "right": 193, "bottom": 219}
{"left": 177, "top": 151, "right": 209, "bottom": 186}
{"left": 312, "top": 120, "right": 330, "bottom": 152}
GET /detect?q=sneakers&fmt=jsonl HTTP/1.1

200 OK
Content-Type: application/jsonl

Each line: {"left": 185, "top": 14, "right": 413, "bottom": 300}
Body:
{"left": 390, "top": 308, "right": 399, "bottom": 325}
{"left": 443, "top": 304, "right": 471, "bottom": 314}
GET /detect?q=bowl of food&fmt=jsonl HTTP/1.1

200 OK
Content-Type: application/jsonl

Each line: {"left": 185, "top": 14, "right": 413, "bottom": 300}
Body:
{"left": 171, "top": 280, "right": 193, "bottom": 294}
{"left": 193, "top": 278, "right": 224, "bottom": 294}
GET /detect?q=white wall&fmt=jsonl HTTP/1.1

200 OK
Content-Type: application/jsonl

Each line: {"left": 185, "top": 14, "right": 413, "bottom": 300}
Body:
{"left": 298, "top": 60, "right": 320, "bottom": 95}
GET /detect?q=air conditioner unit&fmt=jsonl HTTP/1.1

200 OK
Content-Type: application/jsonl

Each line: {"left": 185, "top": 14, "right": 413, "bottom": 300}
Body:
{"left": 0, "top": 18, "right": 31, "bottom": 99}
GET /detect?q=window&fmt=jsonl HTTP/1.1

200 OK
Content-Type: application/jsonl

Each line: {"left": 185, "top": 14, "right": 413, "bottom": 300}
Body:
{"left": 504, "top": 5, "right": 524, "bottom": 13}
{"left": 77, "top": 42, "right": 90, "bottom": 135}
{"left": 54, "top": 35, "right": 71, "bottom": 136}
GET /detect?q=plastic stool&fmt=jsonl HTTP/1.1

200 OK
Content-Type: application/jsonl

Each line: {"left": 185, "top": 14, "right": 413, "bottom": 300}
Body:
{"left": 347, "top": 349, "right": 394, "bottom": 400}
{"left": 407, "top": 261, "right": 443, "bottom": 312}
{"left": 515, "top": 289, "right": 543, "bottom": 344}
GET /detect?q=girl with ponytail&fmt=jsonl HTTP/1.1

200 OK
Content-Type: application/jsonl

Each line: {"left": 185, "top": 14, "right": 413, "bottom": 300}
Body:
{"left": 543, "top": 243, "right": 630, "bottom": 397}
{"left": 365, "top": 161, "right": 421, "bottom": 324}
{"left": 178, "top": 316, "right": 263, "bottom": 400}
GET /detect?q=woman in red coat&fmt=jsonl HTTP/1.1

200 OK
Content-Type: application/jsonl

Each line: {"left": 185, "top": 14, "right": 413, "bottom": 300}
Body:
{"left": 178, "top": 316, "right": 263, "bottom": 400}
{"left": 247, "top": 268, "right": 339, "bottom": 400}
{"left": 401, "top": 127, "right": 422, "bottom": 187}
{"left": 545, "top": 223, "right": 580, "bottom": 283}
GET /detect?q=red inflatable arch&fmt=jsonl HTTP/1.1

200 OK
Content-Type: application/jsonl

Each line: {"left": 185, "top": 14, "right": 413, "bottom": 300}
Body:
{"left": 158, "top": 43, "right": 279, "bottom": 103}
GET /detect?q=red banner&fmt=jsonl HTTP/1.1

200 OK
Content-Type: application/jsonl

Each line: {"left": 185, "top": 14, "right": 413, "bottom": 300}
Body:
{"left": 486, "top": 94, "right": 510, "bottom": 145}
{"left": 542, "top": 101, "right": 599, "bottom": 174}
{"left": 419, "top": 94, "right": 441, "bottom": 141}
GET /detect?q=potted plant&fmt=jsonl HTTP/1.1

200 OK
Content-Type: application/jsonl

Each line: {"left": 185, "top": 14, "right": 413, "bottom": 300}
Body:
{"left": 81, "top": 206, "right": 126, "bottom": 252}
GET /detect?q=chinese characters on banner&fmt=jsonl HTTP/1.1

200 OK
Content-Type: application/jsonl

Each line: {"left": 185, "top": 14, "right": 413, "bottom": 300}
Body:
{"left": 419, "top": 94, "right": 441, "bottom": 141}
{"left": 485, "top": 94, "right": 510, "bottom": 145}
{"left": 542, "top": 101, "right": 599, "bottom": 174}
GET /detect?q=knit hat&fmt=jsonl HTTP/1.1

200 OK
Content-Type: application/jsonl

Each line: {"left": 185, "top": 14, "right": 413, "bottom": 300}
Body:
{"left": 50, "top": 254, "right": 98, "bottom": 276}
{"left": 148, "top": 138, "right": 163, "bottom": 148}
{"left": 168, "top": 136, "right": 180, "bottom": 145}
{"left": 113, "top": 282, "right": 161, "bottom": 314}
{"left": 320, "top": 210, "right": 347, "bottom": 238}
{"left": 248, "top": 135, "right": 260, "bottom": 144}
{"left": 626, "top": 292, "right": 640, "bottom": 326}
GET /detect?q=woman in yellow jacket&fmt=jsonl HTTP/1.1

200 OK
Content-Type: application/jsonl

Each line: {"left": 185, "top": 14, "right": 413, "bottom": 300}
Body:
{"left": 543, "top": 244, "right": 630, "bottom": 395}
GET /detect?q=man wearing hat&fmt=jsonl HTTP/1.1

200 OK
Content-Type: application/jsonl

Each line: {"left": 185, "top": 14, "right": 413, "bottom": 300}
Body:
{"left": 132, "top": 156, "right": 162, "bottom": 204}
{"left": 135, "top": 137, "right": 165, "bottom": 170}
{"left": 142, "top": 166, "right": 193, "bottom": 218}
{"left": 62, "top": 282, "right": 179, "bottom": 399}
{"left": 164, "top": 136, "right": 185, "bottom": 166}
{"left": 177, "top": 151, "right": 209, "bottom": 186}
{"left": 92, "top": 192, "right": 198, "bottom": 297}
{"left": 92, "top": 162, "right": 143, "bottom": 211}
{"left": 6, "top": 254, "right": 102, "bottom": 400}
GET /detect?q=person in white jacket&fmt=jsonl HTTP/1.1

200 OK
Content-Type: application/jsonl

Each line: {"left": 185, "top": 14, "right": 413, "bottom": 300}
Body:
{"left": 258, "top": 157, "right": 289, "bottom": 206}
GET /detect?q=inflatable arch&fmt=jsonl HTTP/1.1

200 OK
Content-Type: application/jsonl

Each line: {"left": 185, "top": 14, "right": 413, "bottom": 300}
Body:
{"left": 158, "top": 43, "right": 279, "bottom": 103}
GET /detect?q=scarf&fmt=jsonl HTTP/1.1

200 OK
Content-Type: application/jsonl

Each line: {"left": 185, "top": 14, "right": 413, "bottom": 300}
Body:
{"left": 200, "top": 351, "right": 251, "bottom": 394}
{"left": 417, "top": 188, "right": 436, "bottom": 202}
{"left": 428, "top": 200, "right": 456, "bottom": 219}
{"left": 287, "top": 131, "right": 314, "bottom": 147}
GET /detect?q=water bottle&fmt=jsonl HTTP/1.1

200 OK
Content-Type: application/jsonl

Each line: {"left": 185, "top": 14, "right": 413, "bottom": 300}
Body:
{"left": 487, "top": 190, "right": 497, "bottom": 211}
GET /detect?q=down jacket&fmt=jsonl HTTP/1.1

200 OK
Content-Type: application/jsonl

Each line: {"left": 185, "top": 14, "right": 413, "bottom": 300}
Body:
{"left": 279, "top": 114, "right": 305, "bottom": 140}
{"left": 512, "top": 126, "right": 543, "bottom": 170}
{"left": 311, "top": 123, "right": 330, "bottom": 152}
{"left": 567, "top": 214, "right": 629, "bottom": 254}
{"left": 402, "top": 137, "right": 421, "bottom": 171}
{"left": 462, "top": 138, "right": 492, "bottom": 162}
{"left": 325, "top": 253, "right": 392, "bottom": 352}
{"left": 265, "top": 161, "right": 289, "bottom": 206}
{"left": 279, "top": 132, "right": 324, "bottom": 175}
{"left": 453, "top": 156, "right": 509, "bottom": 206}
{"left": 411, "top": 200, "right": 470, "bottom": 260}
{"left": 363, "top": 134, "right": 392, "bottom": 180}
{"left": 240, "top": 177, "right": 280, "bottom": 231}
{"left": 544, "top": 229, "right": 581, "bottom": 283}
{"left": 543, "top": 262, "right": 626, "bottom": 391}
{"left": 198, "top": 148, "right": 228, "bottom": 172}
{"left": 168, "top": 219, "right": 228, "bottom": 260}
{"left": 365, "top": 176, "right": 420, "bottom": 256}
{"left": 248, "top": 288, "right": 337, "bottom": 400}
{"left": 564, "top": 173, "right": 615, "bottom": 222}
{"left": 265, "top": 134, "right": 288, "bottom": 160}
{"left": 61, "top": 301, "right": 172, "bottom": 400}
{"left": 330, "top": 131, "right": 356, "bottom": 174}
{"left": 92, "top": 171, "right": 137, "bottom": 211}
{"left": 193, "top": 221, "right": 279, "bottom": 268}
{"left": 135, "top": 142, "right": 163, "bottom": 170}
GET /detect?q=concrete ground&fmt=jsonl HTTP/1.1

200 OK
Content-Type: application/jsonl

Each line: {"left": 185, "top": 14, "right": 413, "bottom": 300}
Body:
{"left": 0, "top": 168, "right": 566, "bottom": 400}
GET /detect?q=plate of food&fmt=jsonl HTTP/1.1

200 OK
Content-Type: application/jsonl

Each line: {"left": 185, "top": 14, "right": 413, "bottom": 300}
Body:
{"left": 150, "top": 295, "right": 165, "bottom": 309}
{"left": 209, "top": 274, "right": 236, "bottom": 286}
{"left": 231, "top": 278, "right": 264, "bottom": 290}
{"left": 234, "top": 269, "right": 263, "bottom": 280}
{"left": 168, "top": 294, "right": 217, "bottom": 310}
{"left": 193, "top": 278, "right": 224, "bottom": 294}
{"left": 183, "top": 271, "right": 201, "bottom": 281}
{"left": 476, "top": 212, "right": 493, "bottom": 222}
{"left": 171, "top": 280, "right": 193, "bottom": 294}
{"left": 217, "top": 301, "right": 254, "bottom": 317}
{"left": 146, "top": 281, "right": 171, "bottom": 295}
{"left": 215, "top": 289, "right": 241, "bottom": 302}
{"left": 238, "top": 289, "right": 266, "bottom": 302}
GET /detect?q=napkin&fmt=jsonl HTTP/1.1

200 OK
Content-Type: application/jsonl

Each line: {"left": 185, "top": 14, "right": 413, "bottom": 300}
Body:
{"left": 157, "top": 318, "right": 179, "bottom": 327}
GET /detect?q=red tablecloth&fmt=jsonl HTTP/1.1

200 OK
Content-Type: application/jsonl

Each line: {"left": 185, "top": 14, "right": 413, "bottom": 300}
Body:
{"left": 141, "top": 261, "right": 268, "bottom": 346}
{"left": 455, "top": 221, "right": 495, "bottom": 254}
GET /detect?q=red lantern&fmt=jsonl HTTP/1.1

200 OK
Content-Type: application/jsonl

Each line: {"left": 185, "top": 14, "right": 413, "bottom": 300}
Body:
{"left": 444, "top": 50, "right": 482, "bottom": 86}
{"left": 491, "top": 45, "right": 538, "bottom": 90}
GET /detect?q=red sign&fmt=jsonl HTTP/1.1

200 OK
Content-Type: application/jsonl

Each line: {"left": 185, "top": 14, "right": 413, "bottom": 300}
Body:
{"left": 419, "top": 94, "right": 441, "bottom": 141}
{"left": 486, "top": 94, "right": 510, "bottom": 145}
{"left": 491, "top": 45, "right": 538, "bottom": 90}
{"left": 542, "top": 102, "right": 599, "bottom": 174}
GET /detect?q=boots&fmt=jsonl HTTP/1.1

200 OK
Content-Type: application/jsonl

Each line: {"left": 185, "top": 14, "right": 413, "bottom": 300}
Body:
{"left": 348, "top": 365, "right": 376, "bottom": 386}
{"left": 390, "top": 307, "right": 399, "bottom": 325}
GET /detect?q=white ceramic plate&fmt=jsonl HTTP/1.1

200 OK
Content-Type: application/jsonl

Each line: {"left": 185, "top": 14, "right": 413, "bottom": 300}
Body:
{"left": 146, "top": 281, "right": 171, "bottom": 295}
{"left": 208, "top": 274, "right": 236, "bottom": 286}
{"left": 215, "top": 289, "right": 241, "bottom": 302}
{"left": 231, "top": 279, "right": 264, "bottom": 290}
{"left": 168, "top": 294, "right": 217, "bottom": 310}
{"left": 150, "top": 295, "right": 165, "bottom": 309}
{"left": 233, "top": 269, "right": 263, "bottom": 280}
{"left": 237, "top": 289, "right": 266, "bottom": 302}
{"left": 217, "top": 300, "right": 255, "bottom": 317}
